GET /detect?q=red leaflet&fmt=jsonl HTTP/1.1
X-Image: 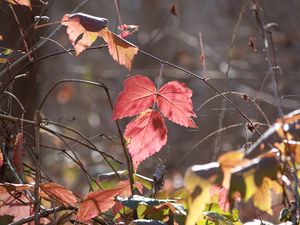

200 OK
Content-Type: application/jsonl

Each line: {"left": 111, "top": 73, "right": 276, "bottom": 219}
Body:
{"left": 113, "top": 75, "right": 197, "bottom": 128}
{"left": 124, "top": 109, "right": 167, "bottom": 169}
{"left": 112, "top": 75, "right": 156, "bottom": 120}
{"left": 40, "top": 182, "right": 77, "bottom": 206}
{"left": 6, "top": 0, "right": 32, "bottom": 9}
{"left": 77, "top": 181, "right": 130, "bottom": 222}
{"left": 13, "top": 133, "right": 24, "bottom": 175}
{"left": 61, "top": 13, "right": 108, "bottom": 55}
{"left": 157, "top": 81, "right": 197, "bottom": 128}
{"left": 118, "top": 24, "right": 139, "bottom": 38}
{"left": 0, "top": 192, "right": 33, "bottom": 223}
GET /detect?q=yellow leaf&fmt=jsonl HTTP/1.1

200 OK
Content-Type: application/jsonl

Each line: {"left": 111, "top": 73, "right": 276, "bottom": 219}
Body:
{"left": 99, "top": 29, "right": 138, "bottom": 70}
{"left": 184, "top": 163, "right": 219, "bottom": 225}
{"left": 253, "top": 177, "right": 273, "bottom": 214}
{"left": 243, "top": 170, "right": 257, "bottom": 201}
{"left": 218, "top": 151, "right": 247, "bottom": 189}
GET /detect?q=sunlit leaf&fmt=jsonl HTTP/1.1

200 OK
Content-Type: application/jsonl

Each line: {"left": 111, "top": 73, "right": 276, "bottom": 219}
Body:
{"left": 118, "top": 24, "right": 139, "bottom": 38}
{"left": 217, "top": 151, "right": 246, "bottom": 189}
{"left": 124, "top": 109, "right": 167, "bottom": 169}
{"left": 61, "top": 13, "right": 108, "bottom": 55}
{"left": 157, "top": 81, "right": 197, "bottom": 128}
{"left": 112, "top": 75, "right": 156, "bottom": 120}
{"left": 6, "top": 0, "right": 31, "bottom": 9}
{"left": 184, "top": 163, "right": 220, "bottom": 225}
{"left": 0, "top": 192, "right": 33, "bottom": 223}
{"left": 252, "top": 177, "right": 272, "bottom": 214}
{"left": 99, "top": 28, "right": 138, "bottom": 70}
{"left": 40, "top": 182, "right": 77, "bottom": 206}
{"left": 77, "top": 181, "right": 130, "bottom": 222}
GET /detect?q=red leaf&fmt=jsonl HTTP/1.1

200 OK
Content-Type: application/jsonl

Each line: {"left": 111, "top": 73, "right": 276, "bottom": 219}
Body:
{"left": 40, "top": 182, "right": 77, "bottom": 206}
{"left": 112, "top": 75, "right": 156, "bottom": 120}
{"left": 118, "top": 24, "right": 139, "bottom": 38}
{"left": 99, "top": 29, "right": 138, "bottom": 70}
{"left": 124, "top": 109, "right": 167, "bottom": 169}
{"left": 13, "top": 133, "right": 24, "bottom": 175}
{"left": 61, "top": 13, "right": 108, "bottom": 55}
{"left": 0, "top": 191, "right": 33, "bottom": 223}
{"left": 77, "top": 181, "right": 130, "bottom": 222}
{"left": 6, "top": 0, "right": 31, "bottom": 9}
{"left": 157, "top": 81, "right": 197, "bottom": 128}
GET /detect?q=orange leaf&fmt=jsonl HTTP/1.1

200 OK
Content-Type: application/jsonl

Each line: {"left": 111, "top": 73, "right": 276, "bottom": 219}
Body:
{"left": 157, "top": 81, "right": 197, "bottom": 128}
{"left": 124, "top": 109, "right": 167, "bottom": 169}
{"left": 112, "top": 75, "right": 156, "bottom": 120}
{"left": 99, "top": 29, "right": 138, "bottom": 70}
{"left": 13, "top": 133, "right": 24, "bottom": 175}
{"left": 77, "top": 181, "right": 130, "bottom": 222}
{"left": 61, "top": 13, "right": 108, "bottom": 55}
{"left": 40, "top": 182, "right": 77, "bottom": 206}
{"left": 6, "top": 0, "right": 31, "bottom": 9}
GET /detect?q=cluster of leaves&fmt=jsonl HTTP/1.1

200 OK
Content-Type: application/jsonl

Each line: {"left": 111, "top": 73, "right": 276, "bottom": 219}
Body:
{"left": 112, "top": 75, "right": 197, "bottom": 169}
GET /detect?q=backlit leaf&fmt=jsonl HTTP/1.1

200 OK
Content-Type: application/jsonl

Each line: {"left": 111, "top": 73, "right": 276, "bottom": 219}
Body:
{"left": 252, "top": 177, "right": 272, "bottom": 214}
{"left": 217, "top": 151, "right": 246, "bottom": 189}
{"left": 99, "top": 28, "right": 138, "bottom": 70}
{"left": 157, "top": 81, "right": 197, "bottom": 128}
{"left": 118, "top": 24, "right": 139, "bottom": 38}
{"left": 112, "top": 75, "right": 156, "bottom": 120}
{"left": 13, "top": 133, "right": 24, "bottom": 175}
{"left": 124, "top": 109, "right": 167, "bottom": 169}
{"left": 77, "top": 181, "right": 130, "bottom": 222}
{"left": 0, "top": 191, "right": 33, "bottom": 223}
{"left": 6, "top": 0, "right": 31, "bottom": 9}
{"left": 40, "top": 182, "right": 77, "bottom": 206}
{"left": 184, "top": 163, "right": 220, "bottom": 225}
{"left": 61, "top": 13, "right": 108, "bottom": 55}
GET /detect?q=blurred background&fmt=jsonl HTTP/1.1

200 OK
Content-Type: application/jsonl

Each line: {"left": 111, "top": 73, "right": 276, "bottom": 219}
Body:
{"left": 1, "top": 0, "right": 300, "bottom": 222}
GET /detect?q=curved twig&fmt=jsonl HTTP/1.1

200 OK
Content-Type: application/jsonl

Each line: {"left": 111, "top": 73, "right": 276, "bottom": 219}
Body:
{"left": 197, "top": 91, "right": 270, "bottom": 124}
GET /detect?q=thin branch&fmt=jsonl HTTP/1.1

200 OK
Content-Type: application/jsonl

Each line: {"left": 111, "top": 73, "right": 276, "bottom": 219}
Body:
{"left": 3, "top": 91, "right": 25, "bottom": 112}
{"left": 197, "top": 91, "right": 270, "bottom": 125}
{"left": 0, "top": 0, "right": 90, "bottom": 79}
